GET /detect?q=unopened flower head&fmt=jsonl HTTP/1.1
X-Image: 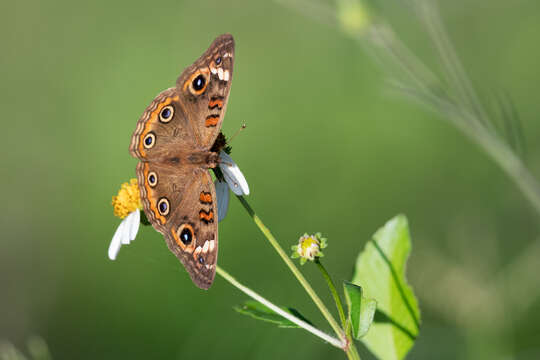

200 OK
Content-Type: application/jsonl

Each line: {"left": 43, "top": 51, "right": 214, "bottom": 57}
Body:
{"left": 112, "top": 179, "right": 142, "bottom": 218}
{"left": 337, "top": 0, "right": 372, "bottom": 37}
{"left": 291, "top": 233, "right": 328, "bottom": 265}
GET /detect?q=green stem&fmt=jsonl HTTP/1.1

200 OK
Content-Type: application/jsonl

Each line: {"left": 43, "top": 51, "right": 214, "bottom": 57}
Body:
{"left": 236, "top": 196, "right": 345, "bottom": 343}
{"left": 315, "top": 258, "right": 360, "bottom": 360}
{"left": 347, "top": 342, "right": 361, "bottom": 360}
{"left": 315, "top": 258, "right": 347, "bottom": 328}
{"left": 215, "top": 265, "right": 344, "bottom": 348}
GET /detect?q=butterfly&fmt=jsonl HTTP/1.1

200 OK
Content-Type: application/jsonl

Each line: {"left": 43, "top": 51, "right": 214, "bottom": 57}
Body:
{"left": 129, "top": 34, "right": 235, "bottom": 289}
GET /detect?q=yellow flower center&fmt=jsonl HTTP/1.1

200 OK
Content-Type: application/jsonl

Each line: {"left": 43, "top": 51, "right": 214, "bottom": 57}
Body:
{"left": 112, "top": 179, "right": 141, "bottom": 219}
{"left": 298, "top": 236, "right": 320, "bottom": 260}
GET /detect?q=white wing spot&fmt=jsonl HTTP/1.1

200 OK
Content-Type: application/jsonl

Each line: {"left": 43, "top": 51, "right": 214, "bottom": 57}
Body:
{"left": 193, "top": 246, "right": 202, "bottom": 260}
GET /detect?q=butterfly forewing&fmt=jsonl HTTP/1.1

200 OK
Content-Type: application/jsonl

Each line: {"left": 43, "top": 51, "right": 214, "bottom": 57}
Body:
{"left": 176, "top": 34, "right": 234, "bottom": 149}
{"left": 129, "top": 88, "right": 200, "bottom": 162}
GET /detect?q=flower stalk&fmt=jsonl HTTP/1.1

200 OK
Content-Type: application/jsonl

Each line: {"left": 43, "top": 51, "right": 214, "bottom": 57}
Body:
{"left": 315, "top": 258, "right": 347, "bottom": 329}
{"left": 236, "top": 195, "right": 361, "bottom": 358}
{"left": 215, "top": 265, "right": 344, "bottom": 348}
{"left": 315, "top": 258, "right": 360, "bottom": 359}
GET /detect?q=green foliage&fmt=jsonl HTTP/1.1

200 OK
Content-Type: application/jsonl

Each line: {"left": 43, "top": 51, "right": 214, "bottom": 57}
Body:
{"left": 343, "top": 281, "right": 376, "bottom": 339}
{"left": 234, "top": 300, "right": 314, "bottom": 329}
{"left": 352, "top": 215, "right": 420, "bottom": 360}
{"left": 0, "top": 336, "right": 51, "bottom": 360}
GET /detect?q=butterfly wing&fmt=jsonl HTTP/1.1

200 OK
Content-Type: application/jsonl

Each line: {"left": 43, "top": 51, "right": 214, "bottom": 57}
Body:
{"left": 129, "top": 88, "right": 200, "bottom": 162}
{"left": 136, "top": 161, "right": 218, "bottom": 289}
{"left": 161, "top": 169, "right": 218, "bottom": 289}
{"left": 130, "top": 34, "right": 234, "bottom": 158}
{"left": 175, "top": 33, "right": 234, "bottom": 149}
{"left": 135, "top": 161, "right": 195, "bottom": 234}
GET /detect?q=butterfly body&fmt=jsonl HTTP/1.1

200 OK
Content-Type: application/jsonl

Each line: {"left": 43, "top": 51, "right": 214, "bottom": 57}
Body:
{"left": 129, "top": 34, "right": 234, "bottom": 289}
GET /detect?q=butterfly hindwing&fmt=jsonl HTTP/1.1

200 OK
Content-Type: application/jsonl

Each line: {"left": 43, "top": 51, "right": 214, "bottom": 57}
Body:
{"left": 135, "top": 161, "right": 195, "bottom": 234}
{"left": 162, "top": 169, "right": 218, "bottom": 289}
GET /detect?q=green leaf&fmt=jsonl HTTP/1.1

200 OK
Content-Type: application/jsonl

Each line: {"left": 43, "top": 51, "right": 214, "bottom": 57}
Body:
{"left": 343, "top": 281, "right": 377, "bottom": 339}
{"left": 352, "top": 214, "right": 420, "bottom": 360}
{"left": 234, "top": 300, "right": 314, "bottom": 329}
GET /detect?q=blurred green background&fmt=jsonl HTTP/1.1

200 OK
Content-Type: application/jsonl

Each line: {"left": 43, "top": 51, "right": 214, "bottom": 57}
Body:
{"left": 2, "top": 0, "right": 540, "bottom": 358}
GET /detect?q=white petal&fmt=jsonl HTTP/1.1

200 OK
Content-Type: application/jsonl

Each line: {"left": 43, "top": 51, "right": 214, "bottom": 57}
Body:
{"left": 108, "top": 210, "right": 140, "bottom": 260}
{"left": 219, "top": 151, "right": 250, "bottom": 195}
{"left": 215, "top": 180, "right": 230, "bottom": 222}
{"left": 121, "top": 213, "right": 133, "bottom": 245}
{"left": 128, "top": 210, "right": 140, "bottom": 241}
{"left": 108, "top": 219, "right": 126, "bottom": 260}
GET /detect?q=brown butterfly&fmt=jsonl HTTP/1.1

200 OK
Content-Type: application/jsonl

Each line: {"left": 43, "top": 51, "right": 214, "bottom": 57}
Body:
{"left": 129, "top": 34, "right": 235, "bottom": 289}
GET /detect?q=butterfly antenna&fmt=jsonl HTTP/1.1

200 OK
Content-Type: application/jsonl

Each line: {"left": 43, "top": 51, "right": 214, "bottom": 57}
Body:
{"left": 228, "top": 123, "right": 247, "bottom": 144}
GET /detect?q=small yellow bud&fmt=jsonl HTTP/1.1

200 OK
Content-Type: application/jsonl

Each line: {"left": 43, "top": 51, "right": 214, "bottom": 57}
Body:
{"left": 291, "top": 233, "right": 328, "bottom": 265}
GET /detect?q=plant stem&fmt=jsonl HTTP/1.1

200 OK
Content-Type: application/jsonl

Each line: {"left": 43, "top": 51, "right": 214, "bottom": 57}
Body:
{"left": 236, "top": 196, "right": 345, "bottom": 342}
{"left": 315, "top": 258, "right": 360, "bottom": 360}
{"left": 315, "top": 258, "right": 347, "bottom": 329}
{"left": 215, "top": 265, "right": 344, "bottom": 348}
{"left": 276, "top": 0, "right": 540, "bottom": 221}
{"left": 346, "top": 341, "right": 361, "bottom": 360}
